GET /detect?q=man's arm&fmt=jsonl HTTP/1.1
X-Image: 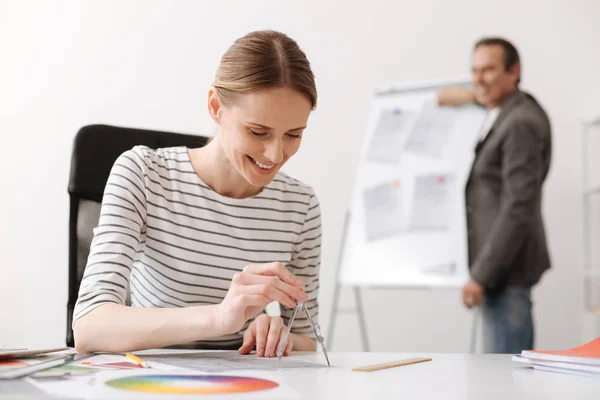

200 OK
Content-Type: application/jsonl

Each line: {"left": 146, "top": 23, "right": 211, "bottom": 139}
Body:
{"left": 469, "top": 119, "right": 543, "bottom": 287}
{"left": 437, "top": 86, "right": 475, "bottom": 106}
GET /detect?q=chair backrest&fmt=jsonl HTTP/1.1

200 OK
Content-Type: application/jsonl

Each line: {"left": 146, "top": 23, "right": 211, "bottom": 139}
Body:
{"left": 66, "top": 124, "right": 209, "bottom": 347}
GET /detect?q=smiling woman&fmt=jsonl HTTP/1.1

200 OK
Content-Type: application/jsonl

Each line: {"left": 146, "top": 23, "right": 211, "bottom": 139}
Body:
{"left": 72, "top": 30, "right": 322, "bottom": 358}
{"left": 195, "top": 85, "right": 312, "bottom": 197}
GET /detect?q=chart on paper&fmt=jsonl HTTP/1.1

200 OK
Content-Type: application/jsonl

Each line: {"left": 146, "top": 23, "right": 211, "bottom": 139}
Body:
{"left": 141, "top": 351, "right": 329, "bottom": 372}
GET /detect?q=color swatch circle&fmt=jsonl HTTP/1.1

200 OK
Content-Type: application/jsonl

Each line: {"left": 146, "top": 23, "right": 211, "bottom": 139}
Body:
{"left": 105, "top": 375, "right": 279, "bottom": 394}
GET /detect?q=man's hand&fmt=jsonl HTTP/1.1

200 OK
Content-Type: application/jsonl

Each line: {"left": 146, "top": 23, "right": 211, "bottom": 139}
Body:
{"left": 437, "top": 86, "right": 475, "bottom": 107}
{"left": 238, "top": 315, "right": 292, "bottom": 357}
{"left": 461, "top": 278, "right": 484, "bottom": 309}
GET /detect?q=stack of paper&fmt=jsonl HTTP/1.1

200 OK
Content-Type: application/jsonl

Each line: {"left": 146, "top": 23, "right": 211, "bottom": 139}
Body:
{"left": 0, "top": 347, "right": 74, "bottom": 379}
{"left": 513, "top": 337, "right": 600, "bottom": 378}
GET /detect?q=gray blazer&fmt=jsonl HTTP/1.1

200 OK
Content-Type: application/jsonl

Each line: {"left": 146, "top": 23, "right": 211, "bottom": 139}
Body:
{"left": 466, "top": 90, "right": 552, "bottom": 290}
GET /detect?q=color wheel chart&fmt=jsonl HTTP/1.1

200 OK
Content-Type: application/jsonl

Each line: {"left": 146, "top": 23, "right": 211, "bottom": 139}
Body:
{"left": 105, "top": 375, "right": 279, "bottom": 395}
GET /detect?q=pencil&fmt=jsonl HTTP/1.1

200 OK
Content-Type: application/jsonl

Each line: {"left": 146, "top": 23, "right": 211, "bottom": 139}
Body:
{"left": 125, "top": 353, "right": 150, "bottom": 368}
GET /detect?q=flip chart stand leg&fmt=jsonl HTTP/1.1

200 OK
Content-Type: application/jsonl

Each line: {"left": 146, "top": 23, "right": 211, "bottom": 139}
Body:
{"left": 470, "top": 306, "right": 480, "bottom": 353}
{"left": 354, "top": 286, "right": 370, "bottom": 352}
{"left": 327, "top": 212, "right": 371, "bottom": 352}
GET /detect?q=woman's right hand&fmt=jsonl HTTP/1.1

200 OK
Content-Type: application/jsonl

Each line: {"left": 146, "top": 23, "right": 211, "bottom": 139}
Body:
{"left": 216, "top": 262, "right": 308, "bottom": 335}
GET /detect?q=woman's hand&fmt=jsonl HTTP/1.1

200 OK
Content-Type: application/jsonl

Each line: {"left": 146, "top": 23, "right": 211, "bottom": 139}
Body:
{"left": 238, "top": 314, "right": 292, "bottom": 357}
{"left": 216, "top": 262, "right": 307, "bottom": 336}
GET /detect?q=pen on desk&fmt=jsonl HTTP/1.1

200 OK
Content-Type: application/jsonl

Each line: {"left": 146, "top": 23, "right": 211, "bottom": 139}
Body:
{"left": 125, "top": 353, "right": 150, "bottom": 368}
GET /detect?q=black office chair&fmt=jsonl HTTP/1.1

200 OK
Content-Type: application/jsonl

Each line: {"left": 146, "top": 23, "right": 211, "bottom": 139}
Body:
{"left": 66, "top": 124, "right": 209, "bottom": 347}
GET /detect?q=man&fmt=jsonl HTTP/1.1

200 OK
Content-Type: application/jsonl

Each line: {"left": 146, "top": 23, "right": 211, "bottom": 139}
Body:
{"left": 437, "top": 38, "right": 552, "bottom": 354}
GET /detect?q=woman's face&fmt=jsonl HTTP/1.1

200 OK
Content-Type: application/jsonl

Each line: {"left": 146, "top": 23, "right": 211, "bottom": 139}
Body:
{"left": 212, "top": 86, "right": 312, "bottom": 188}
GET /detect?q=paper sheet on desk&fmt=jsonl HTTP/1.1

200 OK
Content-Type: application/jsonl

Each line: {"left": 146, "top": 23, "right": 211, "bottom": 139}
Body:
{"left": 26, "top": 370, "right": 97, "bottom": 400}
{"left": 141, "top": 351, "right": 328, "bottom": 372}
{"left": 25, "top": 354, "right": 179, "bottom": 399}
{"left": 532, "top": 364, "right": 600, "bottom": 379}
{"left": 30, "top": 369, "right": 300, "bottom": 400}
{"left": 27, "top": 352, "right": 319, "bottom": 399}
{"left": 91, "top": 369, "right": 300, "bottom": 399}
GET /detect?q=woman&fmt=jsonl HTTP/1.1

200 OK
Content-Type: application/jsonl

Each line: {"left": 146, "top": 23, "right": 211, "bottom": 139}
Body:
{"left": 73, "top": 30, "right": 321, "bottom": 358}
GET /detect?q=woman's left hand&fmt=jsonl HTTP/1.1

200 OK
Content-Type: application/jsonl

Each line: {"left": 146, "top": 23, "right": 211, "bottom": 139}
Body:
{"left": 238, "top": 314, "right": 292, "bottom": 357}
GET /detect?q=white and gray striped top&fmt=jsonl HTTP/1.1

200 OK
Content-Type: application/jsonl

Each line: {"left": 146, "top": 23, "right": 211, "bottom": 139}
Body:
{"left": 73, "top": 145, "right": 321, "bottom": 348}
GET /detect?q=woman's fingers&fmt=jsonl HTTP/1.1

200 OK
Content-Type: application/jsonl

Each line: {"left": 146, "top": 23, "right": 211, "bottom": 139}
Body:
{"left": 238, "top": 323, "right": 256, "bottom": 355}
{"left": 243, "top": 262, "right": 305, "bottom": 289}
{"left": 284, "top": 335, "right": 293, "bottom": 356}
{"left": 223, "top": 262, "right": 308, "bottom": 337}
{"left": 234, "top": 270, "right": 308, "bottom": 307}
{"left": 255, "top": 315, "right": 270, "bottom": 357}
{"left": 240, "top": 316, "right": 289, "bottom": 358}
{"left": 264, "top": 317, "right": 284, "bottom": 357}
{"left": 235, "top": 285, "right": 292, "bottom": 308}
{"left": 234, "top": 294, "right": 272, "bottom": 309}
{"left": 278, "top": 324, "right": 293, "bottom": 357}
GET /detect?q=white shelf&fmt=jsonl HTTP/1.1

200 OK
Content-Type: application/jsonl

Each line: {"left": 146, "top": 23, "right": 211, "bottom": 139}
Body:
{"left": 582, "top": 117, "right": 600, "bottom": 311}
{"left": 583, "top": 117, "right": 600, "bottom": 127}
{"left": 584, "top": 187, "right": 600, "bottom": 196}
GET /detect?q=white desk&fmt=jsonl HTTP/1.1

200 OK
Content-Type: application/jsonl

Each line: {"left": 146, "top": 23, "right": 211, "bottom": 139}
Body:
{"left": 286, "top": 352, "right": 600, "bottom": 399}
{"left": 1, "top": 352, "right": 599, "bottom": 399}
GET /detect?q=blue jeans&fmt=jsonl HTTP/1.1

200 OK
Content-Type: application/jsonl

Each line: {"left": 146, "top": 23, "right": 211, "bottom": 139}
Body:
{"left": 481, "top": 286, "right": 534, "bottom": 354}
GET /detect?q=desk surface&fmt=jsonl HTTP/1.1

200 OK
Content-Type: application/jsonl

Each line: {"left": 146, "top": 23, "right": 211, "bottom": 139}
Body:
{"left": 292, "top": 352, "right": 600, "bottom": 399}
{"left": 2, "top": 352, "right": 599, "bottom": 399}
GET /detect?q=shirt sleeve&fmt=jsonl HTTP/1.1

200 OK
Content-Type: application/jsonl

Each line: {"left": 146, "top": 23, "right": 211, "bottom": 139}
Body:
{"left": 281, "top": 188, "right": 322, "bottom": 340}
{"left": 72, "top": 147, "right": 148, "bottom": 324}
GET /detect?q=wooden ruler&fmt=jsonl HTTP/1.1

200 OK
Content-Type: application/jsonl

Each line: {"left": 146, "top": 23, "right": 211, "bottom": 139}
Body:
{"left": 352, "top": 357, "right": 432, "bottom": 372}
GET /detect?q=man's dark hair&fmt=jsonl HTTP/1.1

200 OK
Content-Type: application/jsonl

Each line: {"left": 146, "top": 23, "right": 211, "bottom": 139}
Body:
{"left": 475, "top": 37, "right": 521, "bottom": 85}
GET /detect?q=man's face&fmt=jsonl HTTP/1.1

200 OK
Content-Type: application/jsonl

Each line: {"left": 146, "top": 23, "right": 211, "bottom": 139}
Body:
{"left": 471, "top": 45, "right": 519, "bottom": 108}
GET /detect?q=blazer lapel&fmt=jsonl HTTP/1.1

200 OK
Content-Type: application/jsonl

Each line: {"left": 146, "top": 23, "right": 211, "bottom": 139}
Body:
{"left": 467, "top": 90, "right": 526, "bottom": 183}
{"left": 474, "top": 90, "right": 525, "bottom": 155}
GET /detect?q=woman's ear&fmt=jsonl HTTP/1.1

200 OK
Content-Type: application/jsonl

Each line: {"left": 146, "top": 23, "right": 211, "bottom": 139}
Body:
{"left": 207, "top": 87, "right": 222, "bottom": 124}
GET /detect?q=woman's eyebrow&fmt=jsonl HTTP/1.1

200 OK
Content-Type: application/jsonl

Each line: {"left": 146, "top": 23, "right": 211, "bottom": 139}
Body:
{"left": 247, "top": 122, "right": 306, "bottom": 132}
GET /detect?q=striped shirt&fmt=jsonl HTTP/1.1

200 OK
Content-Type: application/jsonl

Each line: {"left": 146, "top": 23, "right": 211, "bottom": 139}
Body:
{"left": 73, "top": 145, "right": 321, "bottom": 348}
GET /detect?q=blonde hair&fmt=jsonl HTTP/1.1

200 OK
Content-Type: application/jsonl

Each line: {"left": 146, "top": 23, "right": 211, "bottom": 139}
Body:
{"left": 213, "top": 30, "right": 317, "bottom": 109}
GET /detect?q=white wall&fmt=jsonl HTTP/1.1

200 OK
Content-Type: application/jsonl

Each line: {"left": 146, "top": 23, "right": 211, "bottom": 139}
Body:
{"left": 1, "top": 0, "right": 599, "bottom": 351}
